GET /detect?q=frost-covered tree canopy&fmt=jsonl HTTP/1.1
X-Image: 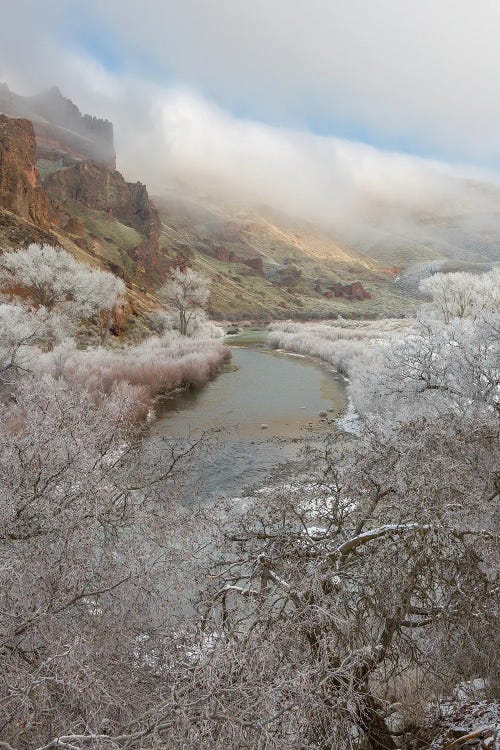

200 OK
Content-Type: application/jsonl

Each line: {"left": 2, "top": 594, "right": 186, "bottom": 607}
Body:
{"left": 420, "top": 266, "right": 500, "bottom": 322}
{"left": 0, "top": 243, "right": 125, "bottom": 320}
{"left": 159, "top": 266, "right": 210, "bottom": 335}
{"left": 0, "top": 259, "right": 498, "bottom": 749}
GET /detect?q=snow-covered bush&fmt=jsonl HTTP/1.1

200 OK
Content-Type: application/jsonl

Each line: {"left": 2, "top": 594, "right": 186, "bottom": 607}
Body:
{"left": 349, "top": 311, "right": 500, "bottom": 422}
{"left": 0, "top": 244, "right": 125, "bottom": 332}
{"left": 149, "top": 308, "right": 224, "bottom": 338}
{"left": 0, "top": 248, "right": 228, "bottom": 410}
{"left": 0, "top": 302, "right": 48, "bottom": 381}
{"left": 0, "top": 373, "right": 199, "bottom": 744}
{"left": 269, "top": 318, "right": 405, "bottom": 374}
{"left": 420, "top": 266, "right": 500, "bottom": 322}
{"left": 158, "top": 266, "right": 210, "bottom": 335}
{"left": 396, "top": 259, "right": 446, "bottom": 292}
{"left": 37, "top": 331, "right": 230, "bottom": 406}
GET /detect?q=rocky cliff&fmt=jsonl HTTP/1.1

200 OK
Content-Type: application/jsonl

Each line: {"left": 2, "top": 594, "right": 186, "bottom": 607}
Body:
{"left": 0, "top": 108, "right": 164, "bottom": 303}
{"left": 45, "top": 161, "right": 159, "bottom": 236}
{"left": 0, "top": 84, "right": 115, "bottom": 168}
{"left": 44, "top": 160, "right": 162, "bottom": 273}
{"left": 0, "top": 115, "right": 51, "bottom": 229}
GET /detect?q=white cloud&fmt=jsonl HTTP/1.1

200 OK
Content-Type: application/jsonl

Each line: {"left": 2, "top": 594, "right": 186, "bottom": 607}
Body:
{"left": 80, "top": 0, "right": 500, "bottom": 164}
{"left": 3, "top": 1, "right": 500, "bottom": 165}
{"left": 153, "top": 89, "right": 458, "bottom": 215}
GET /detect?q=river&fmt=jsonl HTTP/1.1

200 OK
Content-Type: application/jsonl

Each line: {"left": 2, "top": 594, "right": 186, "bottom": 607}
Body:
{"left": 149, "top": 346, "right": 346, "bottom": 500}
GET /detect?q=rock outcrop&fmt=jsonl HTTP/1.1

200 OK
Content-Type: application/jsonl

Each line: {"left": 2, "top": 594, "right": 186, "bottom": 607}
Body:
{"left": 0, "top": 109, "right": 163, "bottom": 291}
{"left": 324, "top": 281, "right": 372, "bottom": 301}
{"left": 45, "top": 161, "right": 159, "bottom": 236}
{"left": 242, "top": 256, "right": 263, "bottom": 273}
{"left": 197, "top": 242, "right": 263, "bottom": 273}
{"left": 0, "top": 115, "right": 51, "bottom": 228}
{"left": 199, "top": 244, "right": 237, "bottom": 263}
{"left": 275, "top": 264, "right": 302, "bottom": 287}
{"left": 45, "top": 160, "right": 162, "bottom": 269}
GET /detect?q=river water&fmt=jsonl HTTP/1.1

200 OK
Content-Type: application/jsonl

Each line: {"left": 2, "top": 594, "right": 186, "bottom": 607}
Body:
{"left": 149, "top": 347, "right": 346, "bottom": 500}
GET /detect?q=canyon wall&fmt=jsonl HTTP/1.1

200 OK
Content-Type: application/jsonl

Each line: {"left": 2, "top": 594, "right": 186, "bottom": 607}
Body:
{"left": 0, "top": 114, "right": 51, "bottom": 228}
{"left": 0, "top": 84, "right": 116, "bottom": 168}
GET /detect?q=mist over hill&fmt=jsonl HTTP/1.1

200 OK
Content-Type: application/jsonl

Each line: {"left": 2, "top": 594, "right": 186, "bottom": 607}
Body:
{"left": 0, "top": 83, "right": 498, "bottom": 321}
{"left": 0, "top": 82, "right": 116, "bottom": 168}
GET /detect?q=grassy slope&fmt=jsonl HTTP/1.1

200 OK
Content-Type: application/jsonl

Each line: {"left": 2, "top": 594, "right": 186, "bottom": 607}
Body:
{"left": 157, "top": 197, "right": 416, "bottom": 319}
{"left": 60, "top": 199, "right": 142, "bottom": 280}
{"left": 0, "top": 179, "right": 441, "bottom": 322}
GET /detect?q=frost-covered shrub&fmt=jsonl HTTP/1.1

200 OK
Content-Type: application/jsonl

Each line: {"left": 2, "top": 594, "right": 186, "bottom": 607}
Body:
{"left": 150, "top": 308, "right": 224, "bottom": 338}
{"left": 0, "top": 373, "right": 195, "bottom": 742}
{"left": 420, "top": 266, "right": 500, "bottom": 322}
{"left": 396, "top": 259, "right": 446, "bottom": 292}
{"left": 0, "top": 244, "right": 125, "bottom": 328}
{"left": 0, "top": 302, "right": 46, "bottom": 379}
{"left": 37, "top": 331, "right": 230, "bottom": 405}
{"left": 0, "top": 294, "right": 229, "bottom": 417}
{"left": 268, "top": 319, "right": 405, "bottom": 375}
{"left": 348, "top": 310, "right": 500, "bottom": 423}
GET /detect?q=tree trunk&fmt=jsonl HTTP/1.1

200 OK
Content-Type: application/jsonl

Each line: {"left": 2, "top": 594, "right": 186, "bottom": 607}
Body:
{"left": 359, "top": 693, "right": 398, "bottom": 750}
{"left": 179, "top": 309, "right": 187, "bottom": 335}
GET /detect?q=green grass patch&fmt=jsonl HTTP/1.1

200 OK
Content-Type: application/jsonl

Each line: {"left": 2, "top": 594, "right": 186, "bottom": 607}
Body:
{"left": 37, "top": 159, "right": 70, "bottom": 181}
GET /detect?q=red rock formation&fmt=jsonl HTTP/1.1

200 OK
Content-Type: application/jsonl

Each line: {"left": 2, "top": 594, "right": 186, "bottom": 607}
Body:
{"left": 196, "top": 243, "right": 263, "bottom": 272}
{"left": 243, "top": 256, "right": 263, "bottom": 273}
{"left": 349, "top": 281, "right": 372, "bottom": 300}
{"left": 325, "top": 281, "right": 372, "bottom": 301}
{"left": 45, "top": 161, "right": 161, "bottom": 250}
{"left": 202, "top": 245, "right": 235, "bottom": 263}
{"left": 275, "top": 264, "right": 302, "bottom": 287}
{"left": 0, "top": 115, "right": 51, "bottom": 228}
{"left": 44, "top": 159, "right": 166, "bottom": 282}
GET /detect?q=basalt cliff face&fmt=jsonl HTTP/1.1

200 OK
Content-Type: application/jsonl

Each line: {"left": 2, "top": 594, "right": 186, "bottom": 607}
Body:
{"left": 0, "top": 115, "right": 51, "bottom": 230}
{"left": 0, "top": 84, "right": 115, "bottom": 169}
{"left": 45, "top": 160, "right": 163, "bottom": 279}
{"left": 45, "top": 161, "right": 159, "bottom": 237}
{"left": 0, "top": 103, "right": 164, "bottom": 320}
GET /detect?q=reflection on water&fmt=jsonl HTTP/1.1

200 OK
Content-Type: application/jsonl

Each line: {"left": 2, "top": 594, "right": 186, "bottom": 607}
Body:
{"left": 149, "top": 348, "right": 346, "bottom": 499}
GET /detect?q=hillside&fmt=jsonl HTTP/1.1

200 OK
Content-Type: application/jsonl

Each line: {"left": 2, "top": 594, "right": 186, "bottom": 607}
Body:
{"left": 155, "top": 190, "right": 413, "bottom": 319}
{"left": 1, "top": 84, "right": 498, "bottom": 323}
{"left": 0, "top": 86, "right": 416, "bottom": 322}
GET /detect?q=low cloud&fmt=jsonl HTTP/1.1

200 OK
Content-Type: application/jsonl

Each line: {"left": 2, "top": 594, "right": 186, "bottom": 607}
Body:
{"left": 154, "top": 89, "right": 466, "bottom": 216}
{"left": 1, "top": 2, "right": 500, "bottom": 263}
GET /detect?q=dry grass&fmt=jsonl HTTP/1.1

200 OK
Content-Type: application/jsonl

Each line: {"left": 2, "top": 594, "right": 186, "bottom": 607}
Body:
{"left": 38, "top": 333, "right": 231, "bottom": 409}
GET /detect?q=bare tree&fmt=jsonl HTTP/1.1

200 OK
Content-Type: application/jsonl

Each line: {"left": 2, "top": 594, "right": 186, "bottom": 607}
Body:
{"left": 0, "top": 302, "right": 50, "bottom": 386}
{"left": 183, "top": 403, "right": 497, "bottom": 749}
{"left": 158, "top": 266, "right": 210, "bottom": 336}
